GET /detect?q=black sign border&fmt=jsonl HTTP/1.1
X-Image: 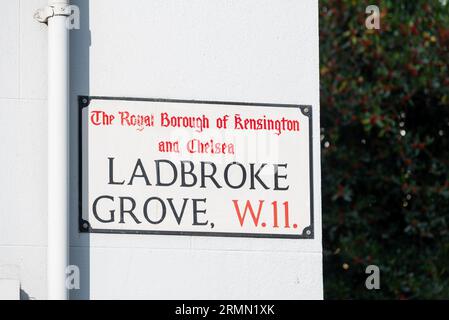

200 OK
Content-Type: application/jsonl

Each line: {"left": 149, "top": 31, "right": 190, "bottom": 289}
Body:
{"left": 78, "top": 96, "right": 315, "bottom": 239}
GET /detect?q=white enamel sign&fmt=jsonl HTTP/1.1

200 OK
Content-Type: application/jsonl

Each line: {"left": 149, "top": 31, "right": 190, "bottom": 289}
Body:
{"left": 80, "top": 96, "right": 314, "bottom": 238}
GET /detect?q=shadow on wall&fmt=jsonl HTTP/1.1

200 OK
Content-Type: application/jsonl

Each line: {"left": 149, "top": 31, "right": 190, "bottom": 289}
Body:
{"left": 20, "top": 288, "right": 31, "bottom": 300}
{"left": 69, "top": 0, "right": 90, "bottom": 300}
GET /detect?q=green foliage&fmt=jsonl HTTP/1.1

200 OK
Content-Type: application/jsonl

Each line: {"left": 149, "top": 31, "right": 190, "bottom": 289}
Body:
{"left": 320, "top": 0, "right": 449, "bottom": 299}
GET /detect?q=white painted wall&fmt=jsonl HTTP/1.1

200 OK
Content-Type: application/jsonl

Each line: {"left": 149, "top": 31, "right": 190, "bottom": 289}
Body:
{"left": 0, "top": 0, "right": 48, "bottom": 300}
{"left": 0, "top": 0, "right": 322, "bottom": 299}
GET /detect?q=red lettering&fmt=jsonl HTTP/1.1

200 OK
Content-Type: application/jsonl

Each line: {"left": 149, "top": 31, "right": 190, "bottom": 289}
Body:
{"left": 232, "top": 200, "right": 264, "bottom": 227}
{"left": 90, "top": 110, "right": 102, "bottom": 125}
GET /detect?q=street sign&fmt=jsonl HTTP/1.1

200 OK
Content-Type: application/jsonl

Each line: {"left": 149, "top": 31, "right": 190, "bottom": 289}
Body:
{"left": 79, "top": 96, "right": 314, "bottom": 239}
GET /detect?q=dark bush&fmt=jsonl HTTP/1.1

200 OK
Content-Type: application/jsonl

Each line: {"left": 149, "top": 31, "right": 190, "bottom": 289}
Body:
{"left": 320, "top": 0, "right": 449, "bottom": 299}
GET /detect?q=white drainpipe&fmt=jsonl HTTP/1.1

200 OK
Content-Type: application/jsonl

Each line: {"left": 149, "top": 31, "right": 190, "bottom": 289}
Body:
{"left": 35, "top": 0, "right": 71, "bottom": 300}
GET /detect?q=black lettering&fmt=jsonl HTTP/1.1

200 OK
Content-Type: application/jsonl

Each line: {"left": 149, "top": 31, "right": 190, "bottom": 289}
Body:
{"left": 224, "top": 162, "right": 247, "bottom": 189}
{"left": 192, "top": 198, "right": 208, "bottom": 226}
{"left": 92, "top": 195, "right": 115, "bottom": 223}
{"left": 167, "top": 198, "right": 188, "bottom": 225}
{"left": 108, "top": 158, "right": 125, "bottom": 185}
{"left": 143, "top": 197, "right": 166, "bottom": 224}
{"left": 250, "top": 163, "right": 269, "bottom": 190}
{"left": 119, "top": 197, "right": 141, "bottom": 224}
{"left": 180, "top": 161, "right": 197, "bottom": 187}
{"left": 274, "top": 164, "right": 289, "bottom": 191}
{"left": 128, "top": 158, "right": 151, "bottom": 185}
{"left": 200, "top": 162, "right": 222, "bottom": 189}
{"left": 155, "top": 160, "right": 178, "bottom": 186}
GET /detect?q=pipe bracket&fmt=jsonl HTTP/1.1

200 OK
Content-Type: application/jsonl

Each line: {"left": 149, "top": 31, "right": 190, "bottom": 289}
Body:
{"left": 34, "top": 4, "right": 71, "bottom": 24}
